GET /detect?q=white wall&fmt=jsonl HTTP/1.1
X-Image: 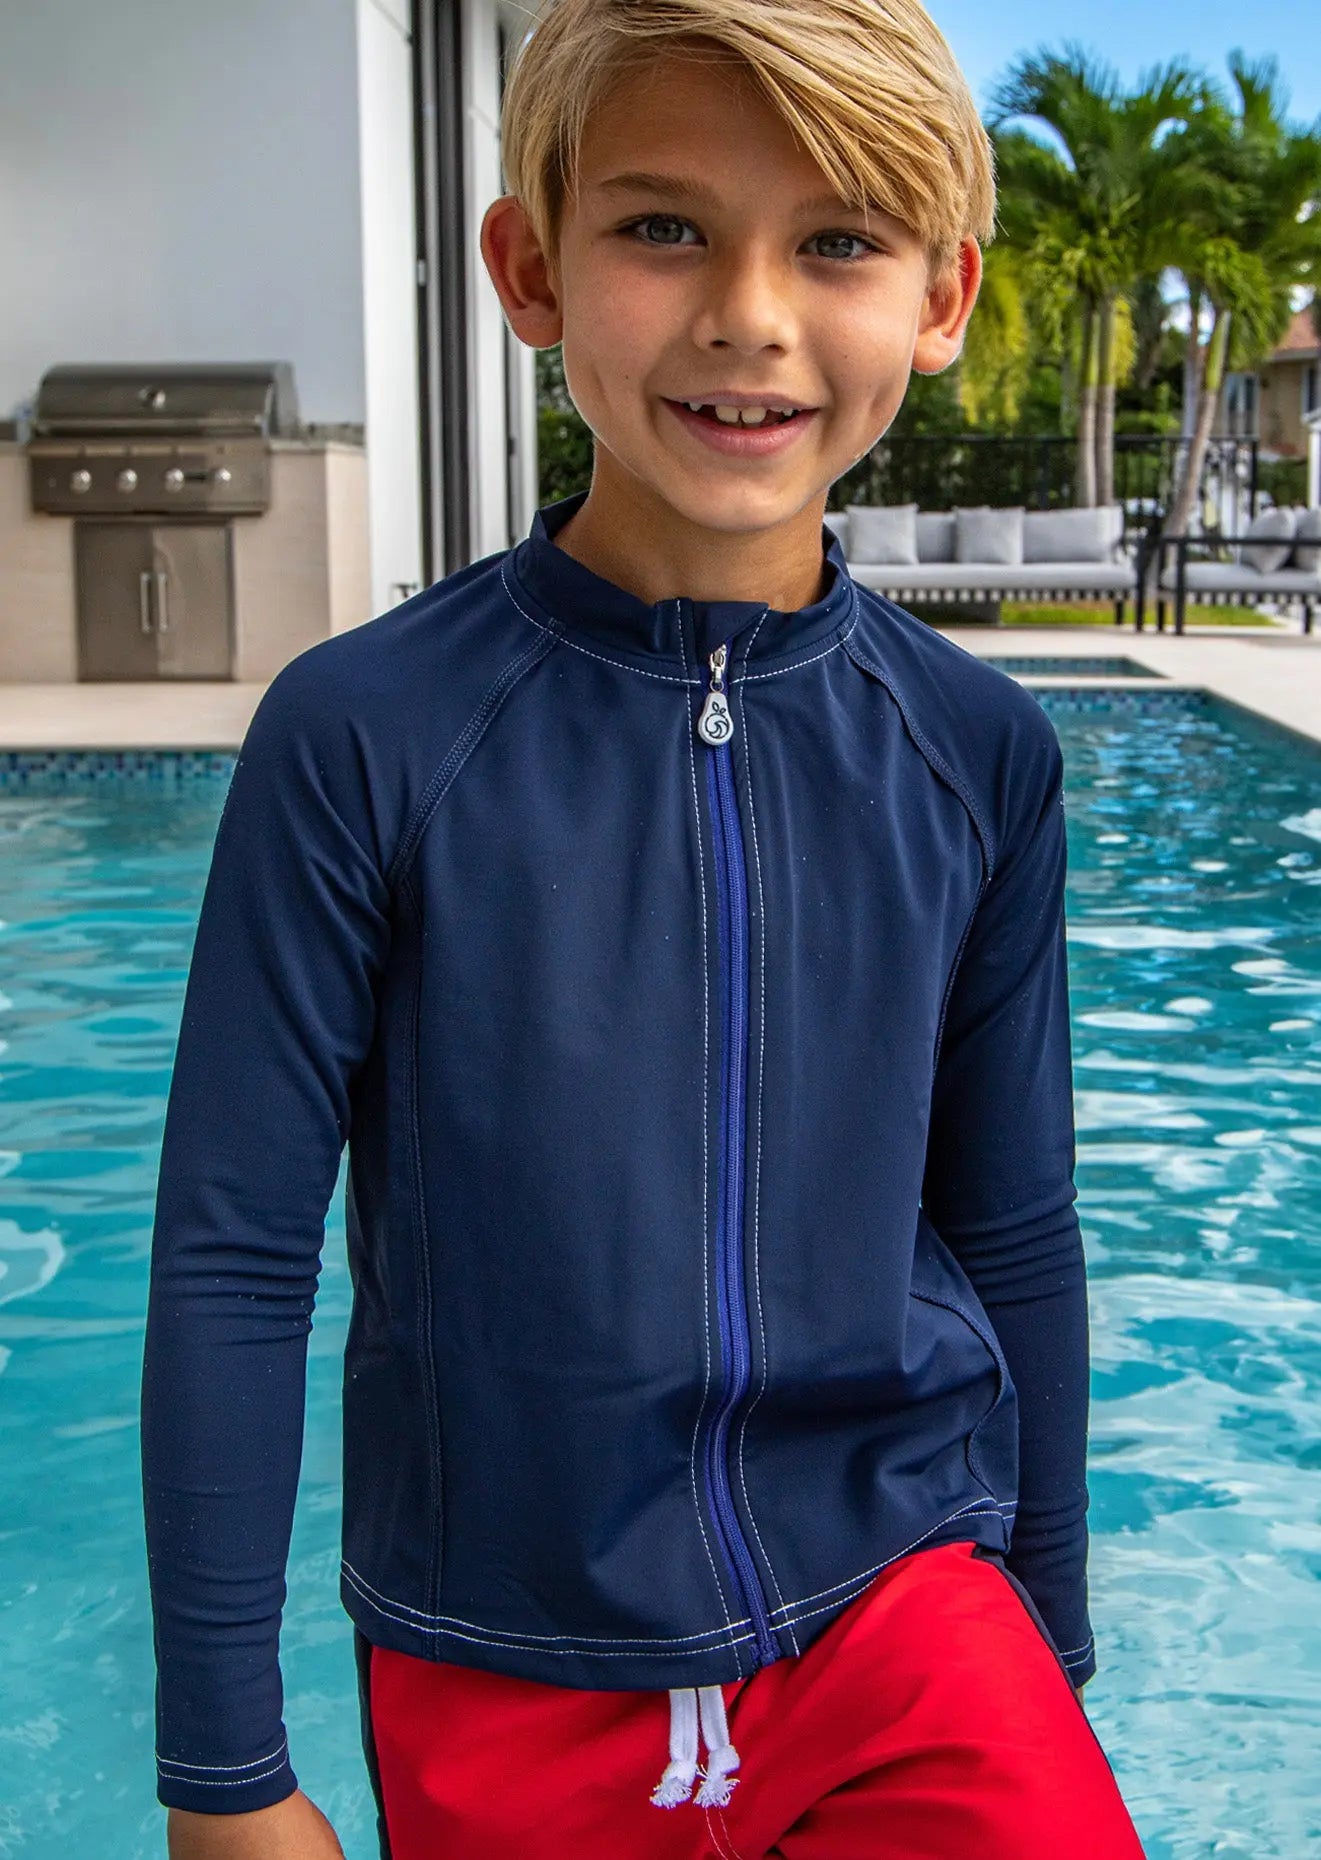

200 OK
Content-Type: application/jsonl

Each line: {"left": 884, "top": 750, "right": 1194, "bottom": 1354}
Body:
{"left": 355, "top": 0, "right": 424, "bottom": 610}
{"left": 0, "top": 0, "right": 366, "bottom": 425}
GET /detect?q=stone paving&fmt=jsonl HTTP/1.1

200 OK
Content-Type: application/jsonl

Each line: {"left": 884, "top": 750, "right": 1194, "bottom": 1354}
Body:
{"left": 0, "top": 622, "right": 1317, "bottom": 750}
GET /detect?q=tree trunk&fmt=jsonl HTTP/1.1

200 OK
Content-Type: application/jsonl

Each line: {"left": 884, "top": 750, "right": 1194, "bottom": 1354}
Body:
{"left": 1166, "top": 308, "right": 1230, "bottom": 541}
{"left": 1095, "top": 295, "right": 1117, "bottom": 510}
{"left": 1076, "top": 299, "right": 1099, "bottom": 508}
{"left": 1152, "top": 307, "right": 1232, "bottom": 609}
{"left": 1181, "top": 281, "right": 1204, "bottom": 441}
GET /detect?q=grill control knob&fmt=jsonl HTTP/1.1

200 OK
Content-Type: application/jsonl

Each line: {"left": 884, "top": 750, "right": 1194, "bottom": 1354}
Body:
{"left": 210, "top": 467, "right": 233, "bottom": 487}
{"left": 116, "top": 468, "right": 139, "bottom": 493}
{"left": 70, "top": 468, "right": 93, "bottom": 494}
{"left": 163, "top": 467, "right": 185, "bottom": 492}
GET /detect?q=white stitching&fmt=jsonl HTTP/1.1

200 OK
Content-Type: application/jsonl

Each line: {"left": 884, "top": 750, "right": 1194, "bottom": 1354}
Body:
{"left": 344, "top": 1505, "right": 1009, "bottom": 1655}
{"left": 342, "top": 1560, "right": 744, "bottom": 1646}
{"left": 729, "top": 613, "right": 798, "bottom": 1656}
{"left": 680, "top": 602, "right": 739, "bottom": 1650}
{"left": 1058, "top": 1635, "right": 1095, "bottom": 1659}
{"left": 741, "top": 605, "right": 858, "bottom": 680}
{"left": 156, "top": 1737, "right": 288, "bottom": 1776}
{"left": 500, "top": 559, "right": 695, "bottom": 685}
{"left": 767, "top": 1500, "right": 1002, "bottom": 1622}
{"left": 158, "top": 1759, "right": 290, "bottom": 1788}
{"left": 344, "top": 1564, "right": 758, "bottom": 1656}
{"left": 501, "top": 553, "right": 857, "bottom": 688}
{"left": 707, "top": 1805, "right": 746, "bottom": 1860}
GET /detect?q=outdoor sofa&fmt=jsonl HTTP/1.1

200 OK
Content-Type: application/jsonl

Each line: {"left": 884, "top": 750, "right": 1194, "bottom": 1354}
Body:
{"left": 1155, "top": 505, "right": 1321, "bottom": 635}
{"left": 824, "top": 502, "right": 1145, "bottom": 626}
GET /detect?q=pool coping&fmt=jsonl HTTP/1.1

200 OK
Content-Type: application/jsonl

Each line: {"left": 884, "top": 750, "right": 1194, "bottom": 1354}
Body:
{"left": 0, "top": 624, "right": 1316, "bottom": 750}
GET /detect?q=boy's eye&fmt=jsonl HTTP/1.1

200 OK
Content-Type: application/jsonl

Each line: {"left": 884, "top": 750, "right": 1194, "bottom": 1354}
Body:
{"left": 618, "top": 214, "right": 880, "bottom": 263}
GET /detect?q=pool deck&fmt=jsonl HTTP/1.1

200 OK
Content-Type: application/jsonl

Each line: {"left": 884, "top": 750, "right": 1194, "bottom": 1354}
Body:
{"left": 0, "top": 622, "right": 1318, "bottom": 749}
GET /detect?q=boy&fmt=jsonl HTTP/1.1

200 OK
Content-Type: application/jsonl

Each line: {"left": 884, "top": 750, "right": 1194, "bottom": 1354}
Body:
{"left": 142, "top": 0, "right": 1149, "bottom": 1853}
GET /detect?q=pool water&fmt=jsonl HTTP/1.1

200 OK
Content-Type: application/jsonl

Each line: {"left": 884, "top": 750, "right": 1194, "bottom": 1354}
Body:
{"left": 1, "top": 695, "right": 1319, "bottom": 1858}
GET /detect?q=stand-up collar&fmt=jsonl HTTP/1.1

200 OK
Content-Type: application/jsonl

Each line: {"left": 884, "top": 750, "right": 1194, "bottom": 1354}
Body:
{"left": 508, "top": 489, "right": 854, "bottom": 672}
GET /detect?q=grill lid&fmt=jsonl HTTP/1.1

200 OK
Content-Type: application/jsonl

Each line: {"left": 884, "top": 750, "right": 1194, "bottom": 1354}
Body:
{"left": 31, "top": 363, "right": 301, "bottom": 440}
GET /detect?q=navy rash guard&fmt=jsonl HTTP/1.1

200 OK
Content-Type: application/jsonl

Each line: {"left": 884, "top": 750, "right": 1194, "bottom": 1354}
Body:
{"left": 141, "top": 490, "right": 1093, "bottom": 1815}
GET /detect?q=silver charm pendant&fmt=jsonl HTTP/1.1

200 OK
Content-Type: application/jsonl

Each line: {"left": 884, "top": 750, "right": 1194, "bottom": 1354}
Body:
{"left": 697, "top": 689, "right": 733, "bottom": 745}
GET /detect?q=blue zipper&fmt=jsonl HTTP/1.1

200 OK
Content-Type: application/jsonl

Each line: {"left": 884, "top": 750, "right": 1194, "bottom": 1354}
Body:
{"left": 700, "top": 645, "right": 779, "bottom": 1669}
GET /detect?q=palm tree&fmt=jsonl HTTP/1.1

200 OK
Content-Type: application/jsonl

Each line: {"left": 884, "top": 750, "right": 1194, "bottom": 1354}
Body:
{"left": 988, "top": 47, "right": 1206, "bottom": 507}
{"left": 1162, "top": 56, "right": 1321, "bottom": 546}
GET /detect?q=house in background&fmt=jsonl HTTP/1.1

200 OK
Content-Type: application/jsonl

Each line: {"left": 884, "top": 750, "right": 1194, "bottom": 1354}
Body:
{"left": 1224, "top": 305, "right": 1321, "bottom": 461}
{"left": 1259, "top": 307, "right": 1321, "bottom": 459}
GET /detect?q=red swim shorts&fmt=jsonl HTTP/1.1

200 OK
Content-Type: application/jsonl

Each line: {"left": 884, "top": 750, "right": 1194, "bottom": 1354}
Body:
{"left": 355, "top": 1539, "right": 1148, "bottom": 1858}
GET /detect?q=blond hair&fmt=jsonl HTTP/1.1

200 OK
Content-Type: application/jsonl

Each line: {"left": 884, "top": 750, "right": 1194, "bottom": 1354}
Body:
{"left": 498, "top": 0, "right": 996, "bottom": 280}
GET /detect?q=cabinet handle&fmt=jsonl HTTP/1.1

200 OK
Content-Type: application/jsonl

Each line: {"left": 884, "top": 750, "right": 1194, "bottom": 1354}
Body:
{"left": 139, "top": 571, "right": 154, "bottom": 634}
{"left": 156, "top": 570, "right": 170, "bottom": 633}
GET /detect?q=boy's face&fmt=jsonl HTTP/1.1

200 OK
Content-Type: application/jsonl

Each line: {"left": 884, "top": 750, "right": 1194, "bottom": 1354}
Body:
{"left": 482, "top": 51, "right": 980, "bottom": 610}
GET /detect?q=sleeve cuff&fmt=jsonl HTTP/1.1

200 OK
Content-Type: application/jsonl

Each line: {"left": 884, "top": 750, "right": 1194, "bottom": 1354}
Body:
{"left": 155, "top": 1738, "right": 298, "bottom": 1816}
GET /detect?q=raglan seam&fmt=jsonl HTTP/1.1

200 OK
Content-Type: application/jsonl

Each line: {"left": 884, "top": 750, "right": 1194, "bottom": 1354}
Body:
{"left": 388, "top": 628, "right": 556, "bottom": 887}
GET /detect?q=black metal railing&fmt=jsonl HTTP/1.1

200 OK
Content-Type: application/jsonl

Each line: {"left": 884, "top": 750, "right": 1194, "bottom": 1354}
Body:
{"left": 831, "top": 434, "right": 1260, "bottom": 533}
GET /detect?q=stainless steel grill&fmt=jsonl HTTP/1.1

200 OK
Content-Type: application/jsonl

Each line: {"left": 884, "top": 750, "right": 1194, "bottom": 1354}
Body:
{"left": 26, "top": 362, "right": 300, "bottom": 680}
{"left": 28, "top": 362, "right": 300, "bottom": 517}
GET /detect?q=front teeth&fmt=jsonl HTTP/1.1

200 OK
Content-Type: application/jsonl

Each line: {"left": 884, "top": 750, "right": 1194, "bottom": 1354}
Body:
{"left": 684, "top": 402, "right": 791, "bottom": 427}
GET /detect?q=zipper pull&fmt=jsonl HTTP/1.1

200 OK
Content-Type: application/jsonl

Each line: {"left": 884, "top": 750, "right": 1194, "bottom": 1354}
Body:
{"left": 697, "top": 644, "right": 734, "bottom": 747}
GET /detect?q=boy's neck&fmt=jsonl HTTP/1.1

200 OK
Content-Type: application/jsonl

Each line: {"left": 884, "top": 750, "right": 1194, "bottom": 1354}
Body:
{"left": 553, "top": 486, "right": 831, "bottom": 616}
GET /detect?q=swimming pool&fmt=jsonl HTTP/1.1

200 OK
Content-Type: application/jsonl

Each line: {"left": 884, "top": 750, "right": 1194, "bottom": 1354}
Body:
{"left": 0, "top": 692, "right": 1318, "bottom": 1858}
{"left": 980, "top": 655, "right": 1164, "bottom": 678}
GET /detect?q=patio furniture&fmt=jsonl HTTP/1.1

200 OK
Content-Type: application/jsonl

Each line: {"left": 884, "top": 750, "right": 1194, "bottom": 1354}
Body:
{"left": 1156, "top": 506, "right": 1321, "bottom": 635}
{"left": 825, "top": 503, "right": 1147, "bottom": 626}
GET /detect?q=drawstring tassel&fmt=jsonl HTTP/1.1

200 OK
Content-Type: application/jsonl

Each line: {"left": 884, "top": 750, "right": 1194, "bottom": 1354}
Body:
{"left": 651, "top": 1688, "right": 700, "bottom": 1807}
{"left": 650, "top": 1686, "right": 741, "bottom": 1810}
{"left": 694, "top": 1684, "right": 741, "bottom": 1808}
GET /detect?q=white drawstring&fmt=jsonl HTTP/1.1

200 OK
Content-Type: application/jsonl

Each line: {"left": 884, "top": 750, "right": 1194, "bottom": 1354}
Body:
{"left": 650, "top": 1686, "right": 741, "bottom": 1809}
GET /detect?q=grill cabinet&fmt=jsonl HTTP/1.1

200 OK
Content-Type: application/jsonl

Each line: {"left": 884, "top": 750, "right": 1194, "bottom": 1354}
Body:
{"left": 28, "top": 363, "right": 301, "bottom": 680}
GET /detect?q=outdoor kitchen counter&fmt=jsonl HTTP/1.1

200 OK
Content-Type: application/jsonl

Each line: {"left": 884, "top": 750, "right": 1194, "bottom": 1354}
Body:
{"left": 0, "top": 438, "right": 370, "bottom": 682}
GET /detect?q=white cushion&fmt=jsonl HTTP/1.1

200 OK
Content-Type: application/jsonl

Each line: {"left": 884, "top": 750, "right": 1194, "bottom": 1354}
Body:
{"left": 1159, "top": 559, "right": 1321, "bottom": 594}
{"left": 845, "top": 503, "right": 918, "bottom": 565}
{"left": 822, "top": 510, "right": 850, "bottom": 552}
{"left": 1023, "top": 505, "right": 1123, "bottom": 564}
{"left": 916, "top": 511, "right": 956, "bottom": 562}
{"left": 1292, "top": 506, "right": 1321, "bottom": 575}
{"left": 955, "top": 506, "right": 1025, "bottom": 566}
{"left": 1239, "top": 506, "right": 1295, "bottom": 573}
{"left": 850, "top": 560, "right": 1136, "bottom": 593}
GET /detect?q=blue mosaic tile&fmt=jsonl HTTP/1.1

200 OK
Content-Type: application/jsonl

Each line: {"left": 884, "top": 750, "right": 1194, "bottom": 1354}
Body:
{"left": 1030, "top": 686, "right": 1209, "bottom": 715}
{"left": 0, "top": 749, "right": 237, "bottom": 784}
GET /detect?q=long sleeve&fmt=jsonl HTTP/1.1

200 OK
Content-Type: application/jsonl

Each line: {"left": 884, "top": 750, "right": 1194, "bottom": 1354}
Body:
{"left": 922, "top": 725, "right": 1096, "bottom": 1687}
{"left": 140, "top": 661, "right": 393, "bottom": 1813}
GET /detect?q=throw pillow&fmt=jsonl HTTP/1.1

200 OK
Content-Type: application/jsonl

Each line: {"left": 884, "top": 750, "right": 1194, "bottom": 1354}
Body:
{"left": 1291, "top": 506, "right": 1321, "bottom": 574}
{"left": 915, "top": 511, "right": 956, "bottom": 562}
{"left": 955, "top": 506, "right": 1025, "bottom": 567}
{"left": 1240, "top": 506, "right": 1296, "bottom": 574}
{"left": 845, "top": 503, "right": 919, "bottom": 565}
{"left": 1023, "top": 506, "right": 1123, "bottom": 564}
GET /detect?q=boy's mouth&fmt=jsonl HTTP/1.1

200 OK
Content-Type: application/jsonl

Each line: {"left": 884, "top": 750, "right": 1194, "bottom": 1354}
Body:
{"left": 660, "top": 399, "right": 819, "bottom": 457}
{"left": 667, "top": 400, "right": 810, "bottom": 428}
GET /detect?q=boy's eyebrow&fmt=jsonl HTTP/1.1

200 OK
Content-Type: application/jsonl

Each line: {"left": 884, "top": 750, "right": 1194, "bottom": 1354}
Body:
{"left": 593, "top": 170, "right": 867, "bottom": 215}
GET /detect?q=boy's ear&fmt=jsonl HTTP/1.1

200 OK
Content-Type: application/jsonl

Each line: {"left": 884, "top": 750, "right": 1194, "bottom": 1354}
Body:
{"left": 911, "top": 237, "right": 983, "bottom": 377}
{"left": 480, "top": 194, "right": 566, "bottom": 349}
